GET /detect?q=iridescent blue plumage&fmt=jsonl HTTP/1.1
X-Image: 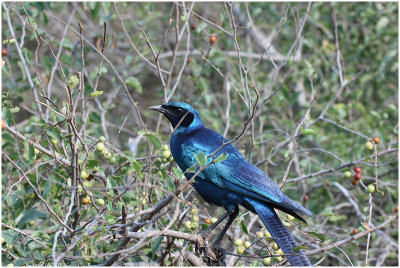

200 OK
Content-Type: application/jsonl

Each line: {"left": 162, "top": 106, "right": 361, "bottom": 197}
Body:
{"left": 150, "top": 102, "right": 312, "bottom": 266}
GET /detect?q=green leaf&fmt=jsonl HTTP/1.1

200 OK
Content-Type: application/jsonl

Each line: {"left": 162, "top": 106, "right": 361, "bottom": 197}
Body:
{"left": 194, "top": 151, "right": 207, "bottom": 166}
{"left": 148, "top": 134, "right": 161, "bottom": 149}
{"left": 320, "top": 207, "right": 335, "bottom": 216}
{"left": 186, "top": 166, "right": 197, "bottom": 173}
{"left": 293, "top": 245, "right": 308, "bottom": 252}
{"left": 68, "top": 75, "right": 79, "bottom": 89}
{"left": 151, "top": 236, "right": 164, "bottom": 258}
{"left": 125, "top": 77, "right": 143, "bottom": 94}
{"left": 239, "top": 219, "right": 249, "bottom": 235}
{"left": 173, "top": 167, "right": 184, "bottom": 179}
{"left": 17, "top": 208, "right": 47, "bottom": 227}
{"left": 308, "top": 231, "right": 328, "bottom": 241}
{"left": 90, "top": 91, "right": 103, "bottom": 97}
{"left": 166, "top": 177, "right": 175, "bottom": 191}
{"left": 214, "top": 153, "right": 229, "bottom": 163}
{"left": 87, "top": 160, "right": 99, "bottom": 170}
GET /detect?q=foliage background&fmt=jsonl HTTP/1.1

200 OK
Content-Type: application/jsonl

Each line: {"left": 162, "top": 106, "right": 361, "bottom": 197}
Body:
{"left": 1, "top": 2, "right": 398, "bottom": 266}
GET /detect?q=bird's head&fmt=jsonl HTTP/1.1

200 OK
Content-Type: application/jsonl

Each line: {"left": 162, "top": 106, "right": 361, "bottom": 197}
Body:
{"left": 149, "top": 102, "right": 203, "bottom": 131}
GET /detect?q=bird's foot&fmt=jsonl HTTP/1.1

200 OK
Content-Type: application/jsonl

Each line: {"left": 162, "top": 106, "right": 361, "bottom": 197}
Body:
{"left": 211, "top": 243, "right": 227, "bottom": 265}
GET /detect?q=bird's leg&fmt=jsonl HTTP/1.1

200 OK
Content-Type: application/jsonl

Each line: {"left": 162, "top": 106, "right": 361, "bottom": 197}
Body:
{"left": 212, "top": 206, "right": 239, "bottom": 247}
{"left": 199, "top": 209, "right": 232, "bottom": 240}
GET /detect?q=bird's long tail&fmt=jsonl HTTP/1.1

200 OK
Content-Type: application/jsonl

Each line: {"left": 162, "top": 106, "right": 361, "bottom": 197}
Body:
{"left": 248, "top": 199, "right": 311, "bottom": 266}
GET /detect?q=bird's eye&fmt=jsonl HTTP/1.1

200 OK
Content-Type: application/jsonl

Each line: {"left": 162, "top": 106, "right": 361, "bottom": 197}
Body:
{"left": 176, "top": 108, "right": 184, "bottom": 114}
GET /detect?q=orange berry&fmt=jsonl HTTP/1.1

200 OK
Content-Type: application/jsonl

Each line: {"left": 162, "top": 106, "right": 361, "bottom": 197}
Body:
{"left": 351, "top": 177, "right": 358, "bottom": 186}
{"left": 82, "top": 197, "right": 90, "bottom": 205}
{"left": 373, "top": 137, "right": 380, "bottom": 144}
{"left": 395, "top": 205, "right": 399, "bottom": 213}
{"left": 210, "top": 35, "right": 217, "bottom": 44}
{"left": 2, "top": 49, "right": 7, "bottom": 56}
{"left": 187, "top": 57, "right": 191, "bottom": 63}
{"left": 205, "top": 218, "right": 211, "bottom": 225}
{"left": 1, "top": 119, "right": 5, "bottom": 129}
{"left": 353, "top": 228, "right": 358, "bottom": 235}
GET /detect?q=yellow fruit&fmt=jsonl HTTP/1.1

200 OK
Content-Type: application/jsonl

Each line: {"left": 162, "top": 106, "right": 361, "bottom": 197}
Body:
{"left": 210, "top": 217, "right": 218, "bottom": 224}
{"left": 244, "top": 241, "right": 251, "bottom": 249}
{"left": 28, "top": 220, "right": 35, "bottom": 226}
{"left": 344, "top": 171, "right": 352, "bottom": 178}
{"left": 2, "top": 237, "right": 5, "bottom": 244}
{"left": 272, "top": 242, "right": 279, "bottom": 250}
{"left": 256, "top": 231, "right": 264, "bottom": 238}
{"left": 192, "top": 215, "right": 199, "bottom": 222}
{"left": 274, "top": 256, "right": 283, "bottom": 262}
{"left": 287, "top": 215, "right": 295, "bottom": 221}
{"left": 184, "top": 221, "right": 192, "bottom": 229}
{"left": 264, "top": 230, "right": 271, "bottom": 237}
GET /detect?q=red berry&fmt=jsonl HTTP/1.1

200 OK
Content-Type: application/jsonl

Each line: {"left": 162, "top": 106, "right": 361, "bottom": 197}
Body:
{"left": 354, "top": 173, "right": 362, "bottom": 180}
{"left": 187, "top": 57, "right": 191, "bottom": 63}
{"left": 303, "top": 194, "right": 309, "bottom": 202}
{"left": 395, "top": 205, "right": 399, "bottom": 213}
{"left": 353, "top": 228, "right": 358, "bottom": 235}
{"left": 191, "top": 23, "right": 197, "bottom": 31}
{"left": 210, "top": 35, "right": 217, "bottom": 44}
{"left": 353, "top": 167, "right": 362, "bottom": 174}
{"left": 2, "top": 49, "right": 7, "bottom": 56}
{"left": 373, "top": 137, "right": 380, "bottom": 144}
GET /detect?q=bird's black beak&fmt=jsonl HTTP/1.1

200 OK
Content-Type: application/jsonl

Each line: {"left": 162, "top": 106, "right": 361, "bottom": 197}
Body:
{"left": 148, "top": 105, "right": 166, "bottom": 114}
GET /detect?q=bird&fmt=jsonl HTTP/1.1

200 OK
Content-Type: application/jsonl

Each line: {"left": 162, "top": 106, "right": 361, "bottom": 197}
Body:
{"left": 149, "top": 102, "right": 312, "bottom": 266}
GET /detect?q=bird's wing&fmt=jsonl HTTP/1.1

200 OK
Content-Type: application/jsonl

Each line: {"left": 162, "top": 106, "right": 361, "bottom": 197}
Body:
{"left": 180, "top": 134, "right": 285, "bottom": 204}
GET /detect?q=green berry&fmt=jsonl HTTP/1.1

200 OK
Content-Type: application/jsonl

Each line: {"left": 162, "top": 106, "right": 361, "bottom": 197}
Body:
{"left": 51, "top": 138, "right": 58, "bottom": 145}
{"left": 273, "top": 256, "right": 283, "bottom": 262}
{"left": 272, "top": 242, "right": 279, "bottom": 250}
{"left": 97, "top": 142, "right": 105, "bottom": 152}
{"left": 191, "top": 222, "right": 198, "bottom": 229}
{"left": 168, "top": 155, "right": 174, "bottom": 162}
{"left": 264, "top": 230, "right": 271, "bottom": 237}
{"left": 81, "top": 170, "right": 89, "bottom": 180}
{"left": 244, "top": 241, "right": 251, "bottom": 249}
{"left": 162, "top": 150, "right": 171, "bottom": 159}
{"left": 163, "top": 145, "right": 169, "bottom": 151}
{"left": 236, "top": 245, "right": 245, "bottom": 254}
{"left": 162, "top": 157, "right": 168, "bottom": 163}
{"left": 368, "top": 184, "right": 375, "bottom": 193}
{"left": 103, "top": 151, "right": 112, "bottom": 160}
{"left": 234, "top": 239, "right": 243, "bottom": 247}
{"left": 262, "top": 257, "right": 271, "bottom": 265}
{"left": 256, "top": 231, "right": 264, "bottom": 238}
{"left": 366, "top": 141, "right": 374, "bottom": 150}
{"left": 34, "top": 148, "right": 40, "bottom": 155}
{"left": 192, "top": 215, "right": 199, "bottom": 222}
{"left": 109, "top": 157, "right": 116, "bottom": 165}
{"left": 210, "top": 217, "right": 218, "bottom": 224}
{"left": 184, "top": 221, "right": 192, "bottom": 229}
{"left": 302, "top": 128, "right": 315, "bottom": 135}
{"left": 96, "top": 198, "right": 105, "bottom": 206}
{"left": 28, "top": 220, "right": 35, "bottom": 226}
{"left": 99, "top": 136, "right": 106, "bottom": 141}
{"left": 344, "top": 171, "right": 352, "bottom": 178}
{"left": 275, "top": 248, "right": 284, "bottom": 255}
